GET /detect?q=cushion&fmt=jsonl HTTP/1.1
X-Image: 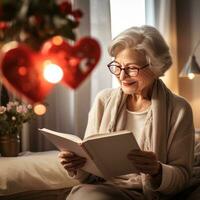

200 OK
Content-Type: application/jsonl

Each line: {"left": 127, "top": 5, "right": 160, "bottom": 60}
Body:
{"left": 0, "top": 151, "right": 79, "bottom": 196}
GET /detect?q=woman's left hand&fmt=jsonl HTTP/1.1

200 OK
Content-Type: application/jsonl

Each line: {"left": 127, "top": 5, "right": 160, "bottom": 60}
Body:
{"left": 127, "top": 149, "right": 161, "bottom": 176}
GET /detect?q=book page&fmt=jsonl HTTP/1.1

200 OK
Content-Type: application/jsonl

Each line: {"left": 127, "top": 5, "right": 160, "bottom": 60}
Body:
{"left": 39, "top": 128, "right": 82, "bottom": 143}
{"left": 83, "top": 130, "right": 132, "bottom": 141}
{"left": 39, "top": 128, "right": 104, "bottom": 178}
{"left": 84, "top": 131, "right": 140, "bottom": 178}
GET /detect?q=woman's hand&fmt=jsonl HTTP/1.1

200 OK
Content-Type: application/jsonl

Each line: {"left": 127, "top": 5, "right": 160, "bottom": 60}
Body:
{"left": 58, "top": 151, "right": 87, "bottom": 174}
{"left": 127, "top": 149, "right": 161, "bottom": 176}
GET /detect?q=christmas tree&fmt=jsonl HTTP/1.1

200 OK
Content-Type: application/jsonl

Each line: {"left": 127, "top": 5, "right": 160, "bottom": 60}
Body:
{"left": 0, "top": 0, "right": 83, "bottom": 50}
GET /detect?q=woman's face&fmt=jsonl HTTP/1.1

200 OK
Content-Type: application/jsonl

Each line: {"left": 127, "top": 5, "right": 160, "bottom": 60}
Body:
{"left": 115, "top": 48, "right": 156, "bottom": 95}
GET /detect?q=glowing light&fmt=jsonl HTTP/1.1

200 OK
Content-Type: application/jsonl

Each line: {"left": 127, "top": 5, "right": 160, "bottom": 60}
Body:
{"left": 34, "top": 104, "right": 47, "bottom": 116}
{"left": 18, "top": 66, "right": 27, "bottom": 76}
{"left": 52, "top": 36, "right": 63, "bottom": 46}
{"left": 43, "top": 61, "right": 63, "bottom": 83}
{"left": 188, "top": 73, "right": 195, "bottom": 80}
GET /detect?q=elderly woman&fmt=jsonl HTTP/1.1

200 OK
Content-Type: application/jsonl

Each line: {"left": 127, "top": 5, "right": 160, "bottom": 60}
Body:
{"left": 59, "top": 25, "right": 194, "bottom": 200}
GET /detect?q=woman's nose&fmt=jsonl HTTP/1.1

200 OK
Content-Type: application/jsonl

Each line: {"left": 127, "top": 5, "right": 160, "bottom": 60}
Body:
{"left": 119, "top": 69, "right": 126, "bottom": 80}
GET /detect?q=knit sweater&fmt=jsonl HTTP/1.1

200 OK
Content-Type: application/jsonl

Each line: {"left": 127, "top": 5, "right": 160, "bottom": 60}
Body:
{"left": 70, "top": 79, "right": 194, "bottom": 199}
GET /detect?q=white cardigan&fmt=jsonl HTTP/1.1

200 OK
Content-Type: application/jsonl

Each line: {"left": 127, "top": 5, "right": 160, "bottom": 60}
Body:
{"left": 71, "top": 79, "right": 194, "bottom": 199}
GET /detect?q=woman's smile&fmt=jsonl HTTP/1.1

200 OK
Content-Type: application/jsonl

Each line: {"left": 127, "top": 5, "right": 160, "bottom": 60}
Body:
{"left": 122, "top": 81, "right": 137, "bottom": 87}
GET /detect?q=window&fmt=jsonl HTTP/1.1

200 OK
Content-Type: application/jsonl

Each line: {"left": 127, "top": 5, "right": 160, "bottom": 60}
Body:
{"left": 110, "top": 0, "right": 146, "bottom": 88}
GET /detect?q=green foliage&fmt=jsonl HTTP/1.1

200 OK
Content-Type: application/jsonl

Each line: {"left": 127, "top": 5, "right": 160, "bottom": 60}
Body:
{"left": 0, "top": 0, "right": 21, "bottom": 21}
{"left": 0, "top": 0, "right": 83, "bottom": 50}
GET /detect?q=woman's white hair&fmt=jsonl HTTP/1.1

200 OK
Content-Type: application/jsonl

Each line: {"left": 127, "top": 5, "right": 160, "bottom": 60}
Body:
{"left": 108, "top": 25, "right": 172, "bottom": 76}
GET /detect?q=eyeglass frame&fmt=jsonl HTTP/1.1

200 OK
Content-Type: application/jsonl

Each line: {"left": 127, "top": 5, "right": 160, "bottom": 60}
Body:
{"left": 107, "top": 60, "right": 150, "bottom": 77}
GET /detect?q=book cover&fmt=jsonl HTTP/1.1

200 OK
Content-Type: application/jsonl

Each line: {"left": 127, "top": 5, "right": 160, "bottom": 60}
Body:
{"left": 39, "top": 128, "right": 140, "bottom": 178}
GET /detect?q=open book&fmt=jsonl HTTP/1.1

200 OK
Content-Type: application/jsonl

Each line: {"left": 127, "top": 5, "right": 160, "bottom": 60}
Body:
{"left": 39, "top": 128, "right": 140, "bottom": 178}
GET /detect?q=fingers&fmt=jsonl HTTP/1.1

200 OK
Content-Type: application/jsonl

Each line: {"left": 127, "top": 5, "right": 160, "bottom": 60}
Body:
{"left": 60, "top": 156, "right": 86, "bottom": 165}
{"left": 128, "top": 149, "right": 157, "bottom": 159}
{"left": 63, "top": 158, "right": 86, "bottom": 171}
{"left": 58, "top": 151, "right": 85, "bottom": 160}
{"left": 127, "top": 150, "right": 160, "bottom": 175}
{"left": 128, "top": 150, "right": 157, "bottom": 164}
{"left": 133, "top": 163, "right": 159, "bottom": 175}
{"left": 58, "top": 151, "right": 87, "bottom": 172}
{"left": 128, "top": 154, "right": 153, "bottom": 165}
{"left": 58, "top": 151, "right": 75, "bottom": 158}
{"left": 60, "top": 155, "right": 85, "bottom": 164}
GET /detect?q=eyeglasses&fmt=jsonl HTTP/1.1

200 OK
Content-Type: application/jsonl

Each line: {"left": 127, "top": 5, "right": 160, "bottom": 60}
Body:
{"left": 107, "top": 60, "right": 149, "bottom": 77}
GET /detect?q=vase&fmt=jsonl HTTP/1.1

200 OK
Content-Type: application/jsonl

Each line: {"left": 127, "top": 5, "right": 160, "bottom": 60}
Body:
{"left": 0, "top": 134, "right": 20, "bottom": 157}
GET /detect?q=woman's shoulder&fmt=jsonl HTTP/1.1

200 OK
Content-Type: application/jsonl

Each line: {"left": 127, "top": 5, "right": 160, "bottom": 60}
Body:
{"left": 170, "top": 92, "right": 192, "bottom": 113}
{"left": 159, "top": 79, "right": 192, "bottom": 112}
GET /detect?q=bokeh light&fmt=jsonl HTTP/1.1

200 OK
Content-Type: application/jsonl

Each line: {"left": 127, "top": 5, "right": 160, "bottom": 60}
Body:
{"left": 43, "top": 60, "right": 63, "bottom": 83}
{"left": 34, "top": 103, "right": 47, "bottom": 116}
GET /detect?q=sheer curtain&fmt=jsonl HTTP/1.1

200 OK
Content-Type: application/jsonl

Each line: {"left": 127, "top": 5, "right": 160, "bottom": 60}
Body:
{"left": 22, "top": 0, "right": 112, "bottom": 152}
{"left": 90, "top": 0, "right": 112, "bottom": 103}
{"left": 145, "top": 0, "right": 179, "bottom": 94}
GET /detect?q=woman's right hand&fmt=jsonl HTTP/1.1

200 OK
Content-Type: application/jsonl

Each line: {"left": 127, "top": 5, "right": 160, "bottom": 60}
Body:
{"left": 58, "top": 151, "right": 87, "bottom": 174}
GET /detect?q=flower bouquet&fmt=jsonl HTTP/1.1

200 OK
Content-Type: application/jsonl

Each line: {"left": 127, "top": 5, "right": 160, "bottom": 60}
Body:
{"left": 0, "top": 101, "right": 35, "bottom": 136}
{"left": 0, "top": 100, "right": 35, "bottom": 156}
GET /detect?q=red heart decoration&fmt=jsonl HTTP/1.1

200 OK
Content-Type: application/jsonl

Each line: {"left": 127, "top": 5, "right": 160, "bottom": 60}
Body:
{"left": 0, "top": 43, "right": 54, "bottom": 103}
{"left": 41, "top": 36, "right": 101, "bottom": 89}
{"left": 0, "top": 36, "right": 101, "bottom": 102}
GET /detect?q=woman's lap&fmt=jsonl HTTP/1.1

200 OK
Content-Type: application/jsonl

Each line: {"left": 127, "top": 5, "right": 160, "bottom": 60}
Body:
{"left": 66, "top": 183, "right": 144, "bottom": 200}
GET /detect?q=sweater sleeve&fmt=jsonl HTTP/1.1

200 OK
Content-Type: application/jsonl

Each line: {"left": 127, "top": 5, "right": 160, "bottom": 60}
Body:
{"left": 150, "top": 98, "right": 195, "bottom": 194}
{"left": 67, "top": 88, "right": 112, "bottom": 182}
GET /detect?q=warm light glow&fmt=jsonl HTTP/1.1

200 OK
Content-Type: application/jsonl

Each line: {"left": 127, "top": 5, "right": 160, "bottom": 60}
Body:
{"left": 188, "top": 73, "right": 195, "bottom": 79}
{"left": 18, "top": 66, "right": 27, "bottom": 76}
{"left": 34, "top": 104, "right": 47, "bottom": 115}
{"left": 52, "top": 36, "right": 63, "bottom": 46}
{"left": 43, "top": 61, "right": 63, "bottom": 83}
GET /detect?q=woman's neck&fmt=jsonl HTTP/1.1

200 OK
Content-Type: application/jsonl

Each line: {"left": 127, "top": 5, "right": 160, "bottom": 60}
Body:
{"left": 127, "top": 95, "right": 151, "bottom": 112}
{"left": 126, "top": 81, "right": 155, "bottom": 112}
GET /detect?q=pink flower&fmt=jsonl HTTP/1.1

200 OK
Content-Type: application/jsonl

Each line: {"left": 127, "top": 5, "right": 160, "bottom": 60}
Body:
{"left": 17, "top": 105, "right": 28, "bottom": 113}
{"left": 16, "top": 105, "right": 23, "bottom": 113}
{"left": 22, "top": 105, "right": 28, "bottom": 113}
{"left": 14, "top": 101, "right": 19, "bottom": 106}
{"left": 0, "top": 106, "right": 6, "bottom": 114}
{"left": 6, "top": 102, "right": 15, "bottom": 111}
{"left": 27, "top": 104, "right": 32, "bottom": 109}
